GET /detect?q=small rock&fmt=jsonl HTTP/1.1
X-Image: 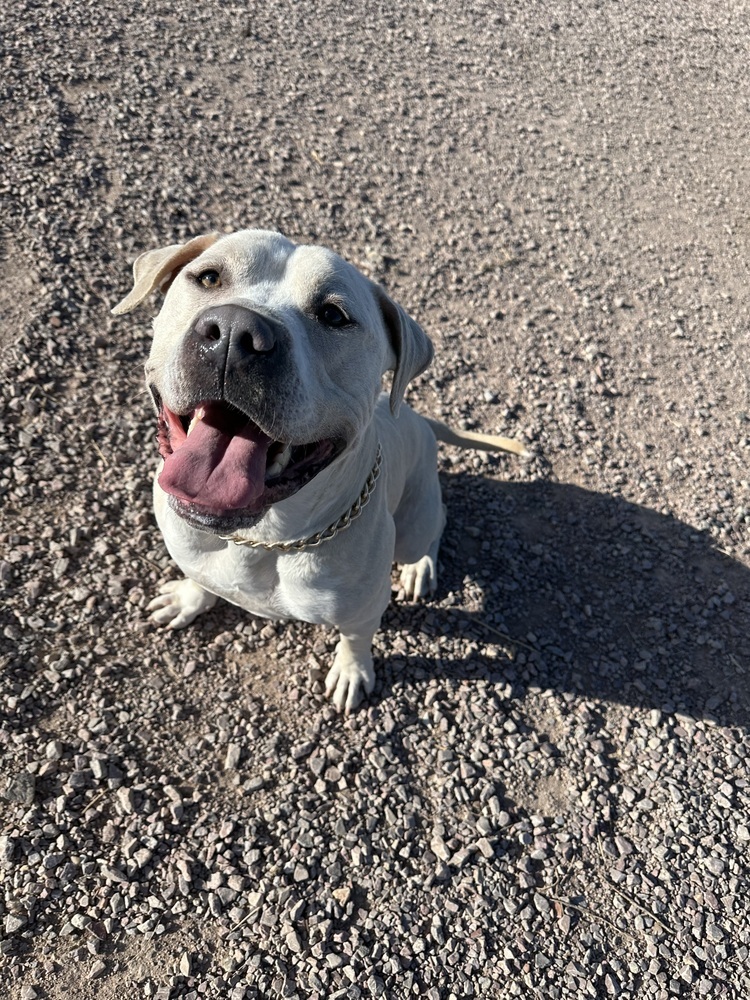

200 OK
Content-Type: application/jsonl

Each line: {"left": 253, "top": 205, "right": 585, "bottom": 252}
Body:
{"left": 291, "top": 741, "right": 315, "bottom": 761}
{"left": 285, "top": 928, "right": 303, "bottom": 953}
{"left": 448, "top": 846, "right": 476, "bottom": 868}
{"left": 604, "top": 972, "right": 622, "bottom": 995}
{"left": 5, "top": 913, "right": 27, "bottom": 934}
{"left": 703, "top": 857, "right": 725, "bottom": 876}
{"left": 476, "top": 838, "right": 495, "bottom": 859}
{"left": 615, "top": 836, "right": 634, "bottom": 856}
{"left": 116, "top": 787, "right": 134, "bottom": 814}
{"left": 430, "top": 837, "right": 450, "bottom": 862}
{"left": 88, "top": 960, "right": 107, "bottom": 980}
{"left": 45, "top": 740, "right": 64, "bottom": 760}
{"left": 3, "top": 771, "right": 35, "bottom": 805}
{"left": 533, "top": 893, "right": 550, "bottom": 914}
{"left": 0, "top": 836, "right": 14, "bottom": 863}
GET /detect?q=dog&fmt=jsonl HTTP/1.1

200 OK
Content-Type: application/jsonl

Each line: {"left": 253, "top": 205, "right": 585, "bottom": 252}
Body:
{"left": 113, "top": 230, "right": 524, "bottom": 712}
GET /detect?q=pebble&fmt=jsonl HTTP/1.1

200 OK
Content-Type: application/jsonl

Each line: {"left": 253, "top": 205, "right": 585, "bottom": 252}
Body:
{"left": 3, "top": 772, "right": 35, "bottom": 805}
{"left": 5, "top": 914, "right": 27, "bottom": 934}
{"left": 285, "top": 928, "right": 303, "bottom": 953}
{"left": 88, "top": 960, "right": 107, "bottom": 980}
{"left": 430, "top": 837, "right": 450, "bottom": 862}
{"left": 703, "top": 858, "right": 725, "bottom": 876}
{"left": 476, "top": 837, "right": 495, "bottom": 859}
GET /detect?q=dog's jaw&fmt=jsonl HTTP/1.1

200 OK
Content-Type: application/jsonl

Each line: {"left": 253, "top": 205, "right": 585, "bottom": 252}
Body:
{"left": 153, "top": 396, "right": 346, "bottom": 533}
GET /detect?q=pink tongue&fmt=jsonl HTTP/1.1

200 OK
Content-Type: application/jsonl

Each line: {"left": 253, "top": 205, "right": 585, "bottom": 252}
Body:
{"left": 159, "top": 409, "right": 272, "bottom": 511}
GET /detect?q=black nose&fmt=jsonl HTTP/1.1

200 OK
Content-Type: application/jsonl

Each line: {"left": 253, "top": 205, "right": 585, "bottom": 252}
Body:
{"left": 189, "top": 305, "right": 277, "bottom": 356}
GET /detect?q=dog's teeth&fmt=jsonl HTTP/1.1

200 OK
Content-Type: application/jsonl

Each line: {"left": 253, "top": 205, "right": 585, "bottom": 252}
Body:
{"left": 187, "top": 406, "right": 205, "bottom": 436}
{"left": 266, "top": 443, "right": 292, "bottom": 479}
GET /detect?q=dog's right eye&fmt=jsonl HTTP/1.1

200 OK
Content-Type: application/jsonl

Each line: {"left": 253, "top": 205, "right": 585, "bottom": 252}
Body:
{"left": 316, "top": 302, "right": 351, "bottom": 328}
{"left": 197, "top": 269, "right": 222, "bottom": 289}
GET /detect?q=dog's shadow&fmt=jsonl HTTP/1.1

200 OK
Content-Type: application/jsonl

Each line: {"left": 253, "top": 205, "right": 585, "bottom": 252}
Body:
{"left": 380, "top": 471, "right": 750, "bottom": 731}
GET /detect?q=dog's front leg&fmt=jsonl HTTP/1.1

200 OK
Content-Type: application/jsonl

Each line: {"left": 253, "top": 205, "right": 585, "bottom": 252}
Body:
{"left": 325, "top": 625, "right": 380, "bottom": 714}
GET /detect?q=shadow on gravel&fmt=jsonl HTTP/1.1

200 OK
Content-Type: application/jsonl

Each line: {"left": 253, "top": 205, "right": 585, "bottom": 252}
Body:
{"left": 387, "top": 472, "right": 750, "bottom": 731}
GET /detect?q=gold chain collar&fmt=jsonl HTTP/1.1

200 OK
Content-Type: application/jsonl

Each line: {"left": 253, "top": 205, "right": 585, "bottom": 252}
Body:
{"left": 220, "top": 443, "right": 383, "bottom": 553}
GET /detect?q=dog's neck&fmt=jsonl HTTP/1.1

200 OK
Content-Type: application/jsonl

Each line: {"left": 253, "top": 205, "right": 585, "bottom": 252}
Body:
{"left": 227, "top": 426, "right": 382, "bottom": 549}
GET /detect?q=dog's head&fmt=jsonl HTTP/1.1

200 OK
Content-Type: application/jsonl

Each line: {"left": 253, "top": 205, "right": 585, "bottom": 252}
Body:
{"left": 113, "top": 229, "right": 433, "bottom": 532}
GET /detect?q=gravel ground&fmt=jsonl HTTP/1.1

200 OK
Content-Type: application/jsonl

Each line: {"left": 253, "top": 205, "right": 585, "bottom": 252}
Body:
{"left": 2, "top": 2, "right": 750, "bottom": 998}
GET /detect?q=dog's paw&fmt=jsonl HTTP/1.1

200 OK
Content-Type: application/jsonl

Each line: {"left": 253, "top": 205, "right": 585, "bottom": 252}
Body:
{"left": 147, "top": 579, "right": 218, "bottom": 629}
{"left": 324, "top": 643, "right": 375, "bottom": 714}
{"left": 399, "top": 555, "right": 438, "bottom": 601}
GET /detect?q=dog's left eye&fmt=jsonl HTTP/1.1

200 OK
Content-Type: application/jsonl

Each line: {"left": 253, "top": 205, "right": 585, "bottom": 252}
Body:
{"left": 197, "top": 269, "right": 222, "bottom": 289}
{"left": 317, "top": 303, "right": 351, "bottom": 328}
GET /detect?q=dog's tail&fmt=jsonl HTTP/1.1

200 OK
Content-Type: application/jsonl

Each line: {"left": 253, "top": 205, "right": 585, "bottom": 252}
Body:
{"left": 425, "top": 417, "right": 528, "bottom": 457}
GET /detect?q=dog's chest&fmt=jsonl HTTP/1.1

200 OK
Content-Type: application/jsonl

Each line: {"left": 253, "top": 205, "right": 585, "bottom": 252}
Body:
{"left": 170, "top": 535, "right": 338, "bottom": 624}
{"left": 181, "top": 544, "right": 293, "bottom": 620}
{"left": 155, "top": 488, "right": 339, "bottom": 624}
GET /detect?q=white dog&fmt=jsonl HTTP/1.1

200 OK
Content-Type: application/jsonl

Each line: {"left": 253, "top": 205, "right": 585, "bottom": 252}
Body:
{"left": 113, "top": 230, "right": 523, "bottom": 711}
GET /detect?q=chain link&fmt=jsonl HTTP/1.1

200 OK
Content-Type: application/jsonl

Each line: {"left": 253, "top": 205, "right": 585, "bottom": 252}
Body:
{"left": 221, "top": 443, "right": 383, "bottom": 552}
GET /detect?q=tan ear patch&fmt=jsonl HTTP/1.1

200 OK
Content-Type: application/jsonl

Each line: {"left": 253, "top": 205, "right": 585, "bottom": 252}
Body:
{"left": 111, "top": 232, "right": 221, "bottom": 315}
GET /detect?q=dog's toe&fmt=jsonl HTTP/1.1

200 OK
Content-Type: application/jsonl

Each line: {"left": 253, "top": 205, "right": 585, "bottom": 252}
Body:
{"left": 399, "top": 556, "right": 437, "bottom": 601}
{"left": 324, "top": 648, "right": 375, "bottom": 714}
{"left": 147, "top": 578, "right": 217, "bottom": 629}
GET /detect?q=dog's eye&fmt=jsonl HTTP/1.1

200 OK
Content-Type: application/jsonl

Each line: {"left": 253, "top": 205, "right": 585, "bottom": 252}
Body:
{"left": 317, "top": 302, "right": 351, "bottom": 328}
{"left": 197, "top": 269, "right": 222, "bottom": 289}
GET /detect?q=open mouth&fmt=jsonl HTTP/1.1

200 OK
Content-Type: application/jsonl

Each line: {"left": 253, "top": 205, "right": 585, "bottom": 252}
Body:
{"left": 154, "top": 396, "right": 345, "bottom": 531}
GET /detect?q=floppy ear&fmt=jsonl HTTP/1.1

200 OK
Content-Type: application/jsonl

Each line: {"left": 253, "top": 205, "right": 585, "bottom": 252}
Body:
{"left": 111, "top": 232, "right": 221, "bottom": 315}
{"left": 376, "top": 287, "right": 434, "bottom": 415}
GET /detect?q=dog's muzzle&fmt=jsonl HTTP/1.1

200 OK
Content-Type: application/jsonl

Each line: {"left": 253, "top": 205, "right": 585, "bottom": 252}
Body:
{"left": 150, "top": 305, "right": 346, "bottom": 532}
